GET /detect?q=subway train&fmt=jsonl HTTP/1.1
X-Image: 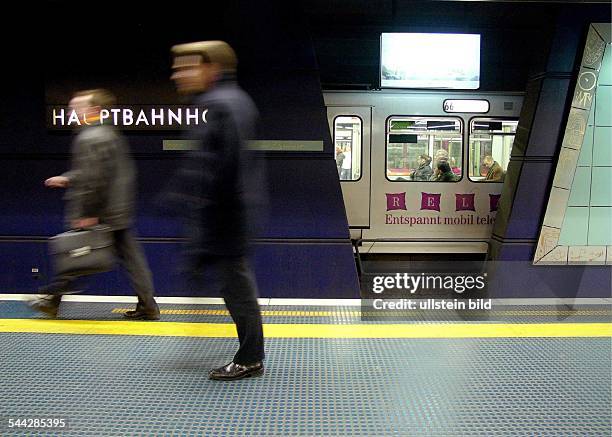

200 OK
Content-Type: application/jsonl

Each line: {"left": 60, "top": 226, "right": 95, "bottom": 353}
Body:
{"left": 325, "top": 90, "right": 524, "bottom": 255}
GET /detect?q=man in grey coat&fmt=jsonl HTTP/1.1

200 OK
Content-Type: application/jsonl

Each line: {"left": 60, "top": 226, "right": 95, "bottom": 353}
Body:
{"left": 410, "top": 154, "right": 433, "bottom": 181}
{"left": 31, "top": 89, "right": 160, "bottom": 320}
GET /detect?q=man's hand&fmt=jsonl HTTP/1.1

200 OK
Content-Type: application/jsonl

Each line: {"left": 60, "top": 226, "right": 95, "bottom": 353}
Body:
{"left": 45, "top": 176, "right": 69, "bottom": 188}
{"left": 72, "top": 217, "right": 99, "bottom": 229}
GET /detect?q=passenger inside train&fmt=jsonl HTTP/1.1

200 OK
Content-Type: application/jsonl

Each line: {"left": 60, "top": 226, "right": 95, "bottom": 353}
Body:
{"left": 483, "top": 155, "right": 504, "bottom": 181}
{"left": 433, "top": 160, "right": 459, "bottom": 182}
{"left": 409, "top": 154, "right": 433, "bottom": 181}
{"left": 340, "top": 145, "right": 352, "bottom": 180}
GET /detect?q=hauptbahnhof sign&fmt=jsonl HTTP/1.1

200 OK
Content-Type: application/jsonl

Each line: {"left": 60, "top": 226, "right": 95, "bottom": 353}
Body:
{"left": 47, "top": 105, "right": 208, "bottom": 130}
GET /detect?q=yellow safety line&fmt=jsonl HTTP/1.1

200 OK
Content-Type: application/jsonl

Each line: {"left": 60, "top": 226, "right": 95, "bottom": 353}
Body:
{"left": 111, "top": 308, "right": 345, "bottom": 317}
{"left": 0, "top": 319, "right": 610, "bottom": 338}
{"left": 111, "top": 308, "right": 612, "bottom": 317}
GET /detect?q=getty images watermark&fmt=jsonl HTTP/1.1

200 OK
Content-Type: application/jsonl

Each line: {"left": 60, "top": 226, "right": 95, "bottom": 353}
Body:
{"left": 361, "top": 272, "right": 491, "bottom": 321}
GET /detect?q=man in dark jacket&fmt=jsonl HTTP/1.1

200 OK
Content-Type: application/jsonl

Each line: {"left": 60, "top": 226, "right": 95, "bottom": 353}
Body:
{"left": 434, "top": 161, "right": 458, "bottom": 182}
{"left": 170, "top": 41, "right": 266, "bottom": 380}
{"left": 31, "top": 90, "right": 159, "bottom": 320}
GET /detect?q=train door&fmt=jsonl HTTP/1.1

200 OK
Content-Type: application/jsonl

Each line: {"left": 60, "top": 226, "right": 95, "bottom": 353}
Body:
{"left": 327, "top": 106, "right": 372, "bottom": 229}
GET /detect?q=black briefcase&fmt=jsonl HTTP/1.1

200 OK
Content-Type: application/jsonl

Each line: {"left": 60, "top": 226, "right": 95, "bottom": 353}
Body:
{"left": 49, "top": 225, "right": 115, "bottom": 277}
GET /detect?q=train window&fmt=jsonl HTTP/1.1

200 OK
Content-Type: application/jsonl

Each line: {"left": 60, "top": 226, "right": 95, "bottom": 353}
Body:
{"left": 386, "top": 116, "right": 463, "bottom": 182}
{"left": 334, "top": 116, "right": 362, "bottom": 181}
{"left": 468, "top": 118, "right": 518, "bottom": 182}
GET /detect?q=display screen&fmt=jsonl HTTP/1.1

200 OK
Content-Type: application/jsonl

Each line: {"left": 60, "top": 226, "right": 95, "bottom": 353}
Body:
{"left": 380, "top": 33, "right": 481, "bottom": 89}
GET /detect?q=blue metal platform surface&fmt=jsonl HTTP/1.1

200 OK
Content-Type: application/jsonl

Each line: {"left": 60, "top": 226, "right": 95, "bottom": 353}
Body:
{"left": 0, "top": 299, "right": 610, "bottom": 436}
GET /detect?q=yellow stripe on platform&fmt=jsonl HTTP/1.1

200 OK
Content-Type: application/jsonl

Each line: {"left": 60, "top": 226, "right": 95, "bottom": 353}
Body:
{"left": 111, "top": 308, "right": 346, "bottom": 317}
{"left": 0, "top": 319, "right": 610, "bottom": 338}
{"left": 111, "top": 308, "right": 612, "bottom": 317}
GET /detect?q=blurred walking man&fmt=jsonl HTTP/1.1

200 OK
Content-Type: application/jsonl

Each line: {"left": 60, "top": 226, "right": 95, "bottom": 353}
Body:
{"left": 31, "top": 89, "right": 160, "bottom": 320}
{"left": 170, "top": 41, "right": 267, "bottom": 380}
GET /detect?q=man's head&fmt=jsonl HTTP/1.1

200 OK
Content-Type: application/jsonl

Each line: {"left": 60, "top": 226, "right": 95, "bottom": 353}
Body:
{"left": 170, "top": 40, "right": 237, "bottom": 95}
{"left": 69, "top": 89, "right": 115, "bottom": 125}
{"left": 483, "top": 155, "right": 494, "bottom": 167}
{"left": 419, "top": 154, "right": 432, "bottom": 166}
{"left": 437, "top": 160, "right": 452, "bottom": 174}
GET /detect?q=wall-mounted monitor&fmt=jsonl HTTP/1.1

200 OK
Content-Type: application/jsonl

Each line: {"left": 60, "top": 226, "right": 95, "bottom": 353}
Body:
{"left": 380, "top": 33, "right": 481, "bottom": 89}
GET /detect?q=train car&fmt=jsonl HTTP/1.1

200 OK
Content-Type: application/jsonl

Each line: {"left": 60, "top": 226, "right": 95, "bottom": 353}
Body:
{"left": 325, "top": 90, "right": 524, "bottom": 255}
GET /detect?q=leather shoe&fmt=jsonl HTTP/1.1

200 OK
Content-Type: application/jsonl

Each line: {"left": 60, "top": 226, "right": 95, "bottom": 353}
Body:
{"left": 29, "top": 295, "right": 61, "bottom": 317}
{"left": 209, "top": 361, "right": 264, "bottom": 381}
{"left": 123, "top": 305, "right": 160, "bottom": 320}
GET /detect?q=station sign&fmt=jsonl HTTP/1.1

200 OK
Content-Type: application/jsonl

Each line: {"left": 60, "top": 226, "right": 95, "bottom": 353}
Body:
{"left": 47, "top": 105, "right": 208, "bottom": 130}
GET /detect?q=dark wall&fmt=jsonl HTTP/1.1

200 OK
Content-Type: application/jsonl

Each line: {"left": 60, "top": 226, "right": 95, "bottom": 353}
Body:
{"left": 306, "top": 0, "right": 563, "bottom": 91}
{"left": 0, "top": 0, "right": 358, "bottom": 298}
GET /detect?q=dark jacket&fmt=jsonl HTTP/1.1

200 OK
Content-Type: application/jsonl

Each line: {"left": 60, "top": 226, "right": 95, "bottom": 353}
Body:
{"left": 485, "top": 161, "right": 504, "bottom": 181}
{"left": 63, "top": 125, "right": 135, "bottom": 230}
{"left": 411, "top": 164, "right": 433, "bottom": 181}
{"left": 336, "top": 151, "right": 345, "bottom": 173}
{"left": 435, "top": 170, "right": 458, "bottom": 182}
{"left": 171, "top": 78, "right": 267, "bottom": 260}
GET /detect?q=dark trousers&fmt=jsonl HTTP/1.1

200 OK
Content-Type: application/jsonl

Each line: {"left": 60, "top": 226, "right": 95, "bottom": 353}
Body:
{"left": 44, "top": 229, "right": 157, "bottom": 310}
{"left": 211, "top": 256, "right": 265, "bottom": 364}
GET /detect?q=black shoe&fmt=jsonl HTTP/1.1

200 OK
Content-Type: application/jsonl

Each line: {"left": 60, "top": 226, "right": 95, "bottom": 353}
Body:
{"left": 123, "top": 304, "right": 160, "bottom": 320}
{"left": 209, "top": 361, "right": 264, "bottom": 381}
{"left": 29, "top": 295, "right": 61, "bottom": 317}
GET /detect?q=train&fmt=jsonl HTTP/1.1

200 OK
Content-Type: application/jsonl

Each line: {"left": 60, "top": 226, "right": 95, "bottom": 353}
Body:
{"left": 324, "top": 90, "right": 524, "bottom": 255}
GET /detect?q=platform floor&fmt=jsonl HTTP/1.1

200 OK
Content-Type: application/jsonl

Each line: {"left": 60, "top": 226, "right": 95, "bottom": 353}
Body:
{"left": 0, "top": 298, "right": 610, "bottom": 436}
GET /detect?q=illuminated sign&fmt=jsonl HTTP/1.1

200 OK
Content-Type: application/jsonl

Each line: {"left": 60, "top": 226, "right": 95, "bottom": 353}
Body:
{"left": 381, "top": 33, "right": 481, "bottom": 90}
{"left": 47, "top": 105, "right": 208, "bottom": 130}
{"left": 443, "top": 100, "right": 489, "bottom": 113}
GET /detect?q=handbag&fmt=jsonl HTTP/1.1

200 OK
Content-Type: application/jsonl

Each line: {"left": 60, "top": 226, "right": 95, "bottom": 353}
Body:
{"left": 49, "top": 225, "right": 115, "bottom": 277}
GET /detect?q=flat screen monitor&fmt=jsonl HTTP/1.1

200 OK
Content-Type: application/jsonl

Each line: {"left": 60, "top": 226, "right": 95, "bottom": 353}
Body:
{"left": 380, "top": 33, "right": 481, "bottom": 89}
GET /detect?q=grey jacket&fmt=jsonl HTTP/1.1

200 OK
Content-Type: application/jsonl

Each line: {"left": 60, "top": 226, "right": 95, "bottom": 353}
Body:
{"left": 63, "top": 125, "right": 135, "bottom": 230}
{"left": 411, "top": 164, "right": 433, "bottom": 181}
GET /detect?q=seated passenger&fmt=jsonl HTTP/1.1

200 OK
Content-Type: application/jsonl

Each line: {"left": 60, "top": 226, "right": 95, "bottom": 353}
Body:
{"left": 483, "top": 155, "right": 503, "bottom": 182}
{"left": 410, "top": 154, "right": 433, "bottom": 181}
{"left": 434, "top": 161, "right": 458, "bottom": 182}
{"left": 429, "top": 149, "right": 449, "bottom": 181}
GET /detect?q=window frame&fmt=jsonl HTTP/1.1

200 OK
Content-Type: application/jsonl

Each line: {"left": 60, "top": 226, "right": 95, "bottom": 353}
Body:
{"left": 384, "top": 114, "right": 464, "bottom": 183}
{"left": 333, "top": 114, "right": 364, "bottom": 183}
{"left": 467, "top": 116, "right": 519, "bottom": 183}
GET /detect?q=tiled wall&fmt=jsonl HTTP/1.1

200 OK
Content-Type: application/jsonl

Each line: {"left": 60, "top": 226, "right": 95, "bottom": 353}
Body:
{"left": 560, "top": 44, "right": 612, "bottom": 246}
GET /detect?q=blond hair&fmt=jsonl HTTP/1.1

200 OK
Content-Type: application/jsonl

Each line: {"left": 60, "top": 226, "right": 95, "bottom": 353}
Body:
{"left": 74, "top": 89, "right": 116, "bottom": 109}
{"left": 171, "top": 40, "right": 237, "bottom": 72}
